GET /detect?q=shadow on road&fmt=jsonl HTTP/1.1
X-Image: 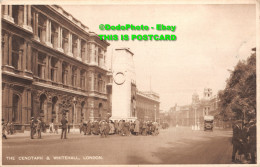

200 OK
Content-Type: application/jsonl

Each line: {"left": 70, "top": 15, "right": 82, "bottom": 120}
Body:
{"left": 150, "top": 130, "right": 233, "bottom": 164}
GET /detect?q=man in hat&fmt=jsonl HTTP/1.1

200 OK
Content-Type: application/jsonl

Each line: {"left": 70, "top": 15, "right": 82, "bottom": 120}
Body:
{"left": 83, "top": 121, "right": 87, "bottom": 135}
{"left": 100, "top": 120, "right": 107, "bottom": 138}
{"left": 36, "top": 118, "right": 42, "bottom": 139}
{"left": 232, "top": 119, "right": 242, "bottom": 162}
{"left": 80, "top": 121, "right": 83, "bottom": 134}
{"left": 61, "top": 115, "right": 68, "bottom": 139}
{"left": 86, "top": 120, "right": 92, "bottom": 135}
{"left": 30, "top": 117, "right": 36, "bottom": 139}
{"left": 134, "top": 119, "right": 140, "bottom": 136}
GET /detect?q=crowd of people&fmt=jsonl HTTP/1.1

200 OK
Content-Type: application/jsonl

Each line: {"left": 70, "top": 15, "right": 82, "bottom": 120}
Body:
{"left": 79, "top": 119, "right": 160, "bottom": 137}
{"left": 232, "top": 118, "right": 256, "bottom": 164}
{"left": 3, "top": 116, "right": 160, "bottom": 140}
{"left": 2, "top": 121, "right": 15, "bottom": 139}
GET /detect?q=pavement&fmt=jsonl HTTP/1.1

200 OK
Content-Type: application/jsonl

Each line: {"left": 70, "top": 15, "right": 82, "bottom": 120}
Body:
{"left": 2, "top": 126, "right": 234, "bottom": 165}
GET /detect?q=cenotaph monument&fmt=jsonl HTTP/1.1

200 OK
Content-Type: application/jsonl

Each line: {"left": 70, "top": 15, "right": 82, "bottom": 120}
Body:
{"left": 111, "top": 48, "right": 137, "bottom": 121}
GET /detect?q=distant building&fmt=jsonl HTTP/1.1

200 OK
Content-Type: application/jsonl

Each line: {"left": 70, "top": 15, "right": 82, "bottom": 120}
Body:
{"left": 136, "top": 90, "right": 160, "bottom": 122}
{"left": 168, "top": 88, "right": 220, "bottom": 127}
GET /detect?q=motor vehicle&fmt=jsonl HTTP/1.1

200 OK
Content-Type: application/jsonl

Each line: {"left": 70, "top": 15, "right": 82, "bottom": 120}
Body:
{"left": 204, "top": 115, "right": 214, "bottom": 131}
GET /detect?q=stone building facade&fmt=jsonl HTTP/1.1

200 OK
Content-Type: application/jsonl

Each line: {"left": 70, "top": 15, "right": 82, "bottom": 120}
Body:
{"left": 136, "top": 90, "right": 160, "bottom": 122}
{"left": 168, "top": 88, "right": 220, "bottom": 127}
{"left": 1, "top": 5, "right": 111, "bottom": 131}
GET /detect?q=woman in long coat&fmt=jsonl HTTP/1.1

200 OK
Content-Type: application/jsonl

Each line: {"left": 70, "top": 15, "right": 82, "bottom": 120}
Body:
{"left": 134, "top": 119, "right": 140, "bottom": 135}
{"left": 86, "top": 120, "right": 92, "bottom": 135}
{"left": 109, "top": 121, "right": 115, "bottom": 135}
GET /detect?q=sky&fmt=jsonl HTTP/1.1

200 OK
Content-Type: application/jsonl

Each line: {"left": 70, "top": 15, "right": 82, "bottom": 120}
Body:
{"left": 61, "top": 4, "right": 256, "bottom": 111}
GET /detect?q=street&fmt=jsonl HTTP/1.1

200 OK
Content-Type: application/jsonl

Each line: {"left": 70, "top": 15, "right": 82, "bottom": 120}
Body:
{"left": 2, "top": 127, "right": 233, "bottom": 165}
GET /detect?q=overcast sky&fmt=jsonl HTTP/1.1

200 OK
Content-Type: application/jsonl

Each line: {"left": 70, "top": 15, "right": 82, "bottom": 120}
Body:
{"left": 61, "top": 4, "right": 256, "bottom": 111}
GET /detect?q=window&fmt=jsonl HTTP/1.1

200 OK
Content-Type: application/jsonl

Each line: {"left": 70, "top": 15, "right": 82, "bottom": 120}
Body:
{"left": 37, "top": 53, "right": 46, "bottom": 79}
{"left": 38, "top": 14, "right": 46, "bottom": 43}
{"left": 80, "top": 70, "right": 85, "bottom": 89}
{"left": 98, "top": 48, "right": 101, "bottom": 66}
{"left": 62, "top": 63, "right": 68, "bottom": 85}
{"left": 94, "top": 77, "right": 97, "bottom": 91}
{"left": 11, "top": 36, "right": 23, "bottom": 70}
{"left": 81, "top": 40, "right": 86, "bottom": 59}
{"left": 72, "top": 35, "right": 77, "bottom": 58}
{"left": 62, "top": 29, "right": 69, "bottom": 54}
{"left": 50, "top": 57, "right": 58, "bottom": 82}
{"left": 72, "top": 67, "right": 77, "bottom": 87}
{"left": 12, "top": 5, "right": 19, "bottom": 25}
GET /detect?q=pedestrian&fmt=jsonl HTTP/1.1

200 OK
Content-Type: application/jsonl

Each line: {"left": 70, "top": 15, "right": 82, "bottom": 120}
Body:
{"left": 61, "top": 116, "right": 68, "bottom": 139}
{"left": 232, "top": 120, "right": 242, "bottom": 163}
{"left": 152, "top": 121, "right": 159, "bottom": 136}
{"left": 2, "top": 119, "right": 7, "bottom": 139}
{"left": 10, "top": 122, "right": 14, "bottom": 134}
{"left": 139, "top": 120, "right": 143, "bottom": 135}
{"left": 147, "top": 121, "right": 152, "bottom": 135}
{"left": 80, "top": 121, "right": 83, "bottom": 134}
{"left": 49, "top": 121, "right": 54, "bottom": 133}
{"left": 41, "top": 121, "right": 46, "bottom": 133}
{"left": 248, "top": 119, "right": 256, "bottom": 164}
{"left": 86, "top": 120, "right": 91, "bottom": 135}
{"left": 241, "top": 122, "right": 250, "bottom": 162}
{"left": 6, "top": 122, "right": 11, "bottom": 135}
{"left": 134, "top": 119, "right": 140, "bottom": 136}
{"left": 142, "top": 122, "right": 147, "bottom": 136}
{"left": 93, "top": 121, "right": 100, "bottom": 135}
{"left": 114, "top": 120, "right": 119, "bottom": 134}
{"left": 30, "top": 117, "right": 36, "bottom": 139}
{"left": 121, "top": 120, "right": 126, "bottom": 136}
{"left": 105, "top": 120, "right": 110, "bottom": 137}
{"left": 109, "top": 120, "right": 115, "bottom": 135}
{"left": 100, "top": 120, "right": 106, "bottom": 138}
{"left": 130, "top": 121, "right": 135, "bottom": 135}
{"left": 118, "top": 120, "right": 123, "bottom": 135}
{"left": 91, "top": 121, "right": 95, "bottom": 135}
{"left": 67, "top": 122, "right": 70, "bottom": 133}
{"left": 36, "top": 118, "right": 42, "bottom": 139}
{"left": 124, "top": 121, "right": 130, "bottom": 136}
{"left": 83, "top": 121, "right": 87, "bottom": 135}
{"left": 54, "top": 122, "right": 59, "bottom": 134}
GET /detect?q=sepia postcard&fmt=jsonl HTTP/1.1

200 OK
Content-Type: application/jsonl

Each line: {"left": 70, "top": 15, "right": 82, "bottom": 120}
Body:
{"left": 0, "top": 0, "right": 259, "bottom": 166}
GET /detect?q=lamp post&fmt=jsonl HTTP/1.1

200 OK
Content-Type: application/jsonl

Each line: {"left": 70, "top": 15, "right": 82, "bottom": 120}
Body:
{"left": 192, "top": 103, "right": 198, "bottom": 130}
{"left": 154, "top": 104, "right": 156, "bottom": 122}
{"left": 195, "top": 105, "right": 197, "bottom": 130}
{"left": 73, "top": 97, "right": 76, "bottom": 133}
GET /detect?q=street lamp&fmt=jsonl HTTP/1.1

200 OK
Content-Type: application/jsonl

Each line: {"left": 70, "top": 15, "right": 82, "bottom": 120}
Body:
{"left": 195, "top": 105, "right": 197, "bottom": 130}
{"left": 73, "top": 97, "right": 77, "bottom": 133}
{"left": 154, "top": 104, "right": 157, "bottom": 122}
{"left": 192, "top": 103, "right": 198, "bottom": 130}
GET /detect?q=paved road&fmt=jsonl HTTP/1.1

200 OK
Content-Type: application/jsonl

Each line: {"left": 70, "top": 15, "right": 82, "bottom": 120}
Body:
{"left": 2, "top": 127, "right": 233, "bottom": 165}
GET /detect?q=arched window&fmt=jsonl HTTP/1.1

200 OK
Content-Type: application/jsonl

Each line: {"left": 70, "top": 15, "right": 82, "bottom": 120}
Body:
{"left": 52, "top": 96, "right": 58, "bottom": 122}
{"left": 40, "top": 94, "right": 47, "bottom": 121}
